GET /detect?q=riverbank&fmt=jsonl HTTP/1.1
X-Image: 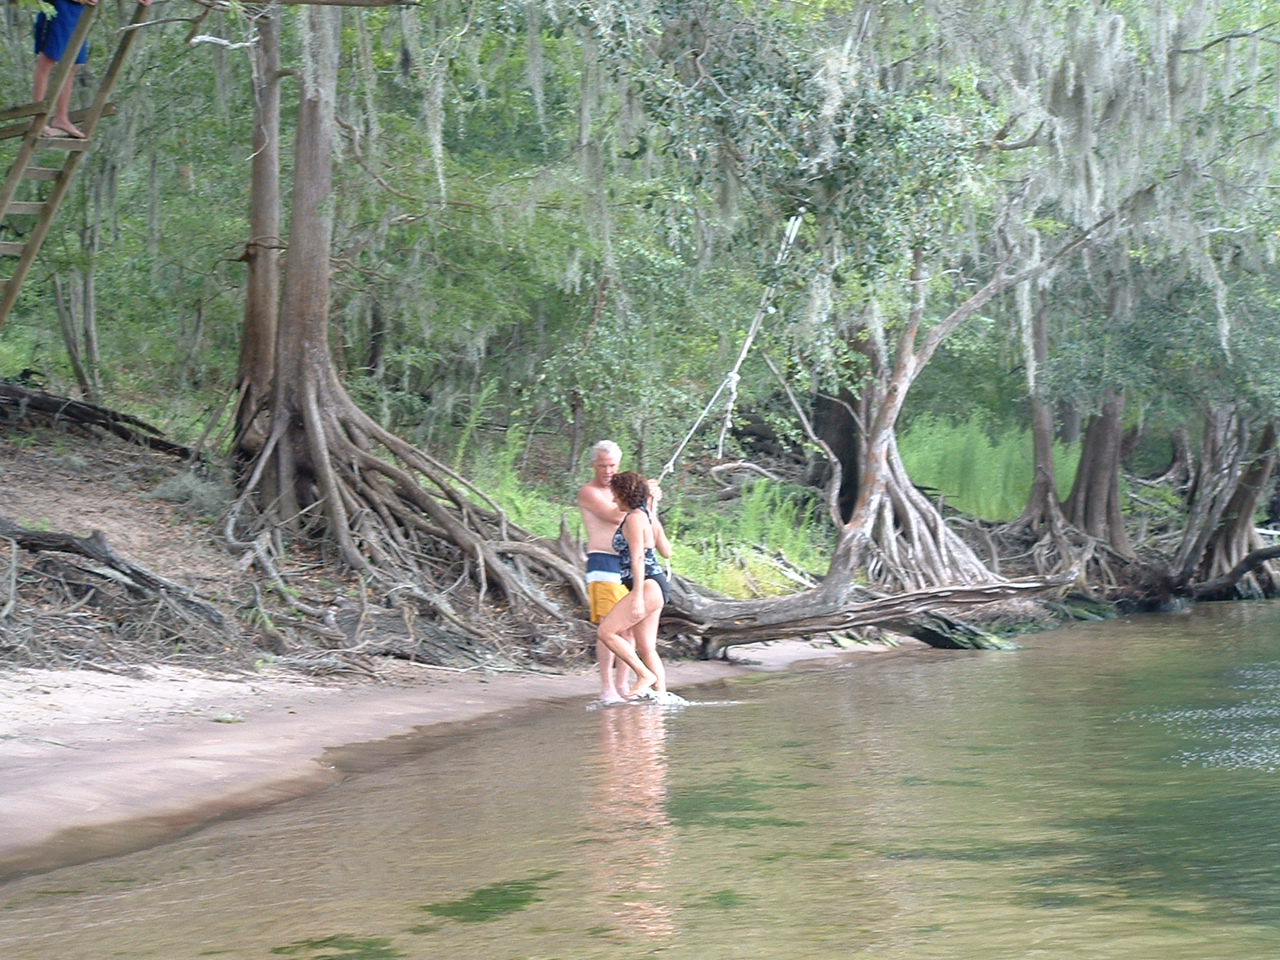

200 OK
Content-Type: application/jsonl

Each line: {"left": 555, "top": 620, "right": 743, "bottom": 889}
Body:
{"left": 0, "top": 638, "right": 903, "bottom": 881}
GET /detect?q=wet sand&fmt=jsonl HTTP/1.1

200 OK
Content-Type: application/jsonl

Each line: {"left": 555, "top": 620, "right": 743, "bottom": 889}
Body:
{"left": 0, "top": 639, "right": 899, "bottom": 879}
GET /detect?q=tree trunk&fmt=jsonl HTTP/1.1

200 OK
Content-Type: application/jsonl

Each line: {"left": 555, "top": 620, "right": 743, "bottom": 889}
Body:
{"left": 1185, "top": 419, "right": 1278, "bottom": 598}
{"left": 1064, "top": 388, "right": 1133, "bottom": 558}
{"left": 1056, "top": 401, "right": 1082, "bottom": 445}
{"left": 234, "top": 10, "right": 283, "bottom": 458}
{"left": 80, "top": 217, "right": 100, "bottom": 390}
{"left": 811, "top": 389, "right": 861, "bottom": 523}
{"left": 229, "top": 8, "right": 586, "bottom": 658}
{"left": 830, "top": 249, "right": 1001, "bottom": 591}
{"left": 53, "top": 275, "right": 94, "bottom": 400}
{"left": 1014, "top": 298, "right": 1064, "bottom": 531}
{"left": 259, "top": 6, "right": 342, "bottom": 541}
{"left": 1172, "top": 406, "right": 1248, "bottom": 584}
{"left": 664, "top": 569, "right": 1073, "bottom": 657}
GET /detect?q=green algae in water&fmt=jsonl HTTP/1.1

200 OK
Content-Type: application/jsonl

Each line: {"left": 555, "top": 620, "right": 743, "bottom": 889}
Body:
{"left": 421, "top": 872, "right": 560, "bottom": 924}
{"left": 269, "top": 934, "right": 405, "bottom": 959}
{"left": 665, "top": 773, "right": 813, "bottom": 829}
{"left": 688, "top": 889, "right": 748, "bottom": 910}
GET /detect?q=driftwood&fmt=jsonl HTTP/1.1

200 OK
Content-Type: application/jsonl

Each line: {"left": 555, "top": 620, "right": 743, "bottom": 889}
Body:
{"left": 664, "top": 570, "right": 1078, "bottom": 658}
{"left": 0, "top": 383, "right": 194, "bottom": 458}
{"left": 0, "top": 514, "right": 231, "bottom": 637}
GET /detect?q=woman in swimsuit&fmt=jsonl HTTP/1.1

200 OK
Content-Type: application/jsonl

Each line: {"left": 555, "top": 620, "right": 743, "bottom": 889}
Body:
{"left": 597, "top": 470, "right": 672, "bottom": 700}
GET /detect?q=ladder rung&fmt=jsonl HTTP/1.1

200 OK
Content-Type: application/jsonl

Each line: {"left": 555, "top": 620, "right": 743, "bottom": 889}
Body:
{"left": 37, "top": 136, "right": 91, "bottom": 151}
{"left": 0, "top": 242, "right": 26, "bottom": 256}
{"left": 7, "top": 202, "right": 44, "bottom": 216}
{"left": 24, "top": 167, "right": 62, "bottom": 181}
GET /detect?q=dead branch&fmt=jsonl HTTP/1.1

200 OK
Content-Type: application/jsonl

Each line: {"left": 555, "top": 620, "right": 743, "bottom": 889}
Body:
{"left": 0, "top": 383, "right": 194, "bottom": 459}
{"left": 0, "top": 514, "right": 232, "bottom": 637}
{"left": 1191, "top": 544, "right": 1280, "bottom": 600}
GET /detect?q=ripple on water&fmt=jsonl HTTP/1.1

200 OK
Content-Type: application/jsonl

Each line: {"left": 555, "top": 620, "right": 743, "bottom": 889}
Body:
{"left": 1121, "top": 660, "right": 1280, "bottom": 771}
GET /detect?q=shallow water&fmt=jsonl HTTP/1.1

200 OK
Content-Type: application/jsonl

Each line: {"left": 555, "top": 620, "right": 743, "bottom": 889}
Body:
{"left": 4, "top": 601, "right": 1280, "bottom": 959}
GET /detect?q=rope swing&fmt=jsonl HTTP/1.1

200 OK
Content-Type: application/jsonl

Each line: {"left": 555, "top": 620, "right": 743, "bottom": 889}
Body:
{"left": 657, "top": 209, "right": 806, "bottom": 483}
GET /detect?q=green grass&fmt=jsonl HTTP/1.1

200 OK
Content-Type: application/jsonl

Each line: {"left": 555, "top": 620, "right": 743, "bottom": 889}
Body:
{"left": 898, "top": 415, "right": 1079, "bottom": 521}
{"left": 663, "top": 480, "right": 831, "bottom": 596}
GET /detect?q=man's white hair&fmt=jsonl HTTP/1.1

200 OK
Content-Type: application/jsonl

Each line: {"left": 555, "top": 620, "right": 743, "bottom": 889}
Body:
{"left": 589, "top": 439, "right": 622, "bottom": 463}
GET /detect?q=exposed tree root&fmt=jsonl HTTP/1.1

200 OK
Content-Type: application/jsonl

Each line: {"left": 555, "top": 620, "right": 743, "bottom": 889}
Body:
{"left": 228, "top": 371, "right": 594, "bottom": 665}
{"left": 1191, "top": 544, "right": 1280, "bottom": 601}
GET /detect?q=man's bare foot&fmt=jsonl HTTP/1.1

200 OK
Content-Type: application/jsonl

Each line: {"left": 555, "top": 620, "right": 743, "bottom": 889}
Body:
{"left": 598, "top": 690, "right": 625, "bottom": 705}
{"left": 47, "top": 121, "right": 86, "bottom": 139}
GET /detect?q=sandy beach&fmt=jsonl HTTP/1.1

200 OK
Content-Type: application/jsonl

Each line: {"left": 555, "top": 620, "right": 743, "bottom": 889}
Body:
{"left": 0, "top": 638, "right": 897, "bottom": 880}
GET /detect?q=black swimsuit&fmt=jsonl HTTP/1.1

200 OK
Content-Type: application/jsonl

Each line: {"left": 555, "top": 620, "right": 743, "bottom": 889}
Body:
{"left": 612, "top": 506, "right": 670, "bottom": 604}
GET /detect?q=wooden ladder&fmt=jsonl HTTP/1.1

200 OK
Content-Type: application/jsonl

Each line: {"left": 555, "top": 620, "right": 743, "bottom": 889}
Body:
{"left": 0, "top": 2, "right": 150, "bottom": 332}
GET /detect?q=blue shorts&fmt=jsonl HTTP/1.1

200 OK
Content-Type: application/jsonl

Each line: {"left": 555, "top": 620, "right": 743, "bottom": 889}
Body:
{"left": 34, "top": 0, "right": 90, "bottom": 66}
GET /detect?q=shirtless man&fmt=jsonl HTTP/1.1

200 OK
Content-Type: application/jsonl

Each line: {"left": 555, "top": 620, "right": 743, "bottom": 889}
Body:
{"left": 578, "top": 440, "right": 665, "bottom": 702}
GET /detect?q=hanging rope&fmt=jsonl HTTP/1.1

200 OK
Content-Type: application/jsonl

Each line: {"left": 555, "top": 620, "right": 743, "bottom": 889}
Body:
{"left": 658, "top": 209, "right": 805, "bottom": 483}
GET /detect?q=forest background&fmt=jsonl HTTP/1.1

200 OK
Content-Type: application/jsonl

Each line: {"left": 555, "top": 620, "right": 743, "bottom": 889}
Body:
{"left": 2, "top": 0, "right": 1279, "bottom": 672}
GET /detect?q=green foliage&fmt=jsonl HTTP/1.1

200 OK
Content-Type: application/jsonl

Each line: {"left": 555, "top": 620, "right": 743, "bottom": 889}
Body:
{"left": 466, "top": 427, "right": 571, "bottom": 538}
{"left": 451, "top": 380, "right": 500, "bottom": 470}
{"left": 4, "top": 0, "right": 1280, "bottom": 597}
{"left": 644, "top": 480, "right": 831, "bottom": 597}
{"left": 899, "top": 415, "right": 1080, "bottom": 522}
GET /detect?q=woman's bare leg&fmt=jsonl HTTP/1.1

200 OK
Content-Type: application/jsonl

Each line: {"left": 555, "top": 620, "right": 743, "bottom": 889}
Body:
{"left": 631, "top": 581, "right": 667, "bottom": 694}
{"left": 597, "top": 605, "right": 656, "bottom": 697}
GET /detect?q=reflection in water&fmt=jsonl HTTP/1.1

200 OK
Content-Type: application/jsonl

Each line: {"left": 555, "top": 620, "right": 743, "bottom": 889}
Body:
{"left": 588, "top": 704, "right": 674, "bottom": 942}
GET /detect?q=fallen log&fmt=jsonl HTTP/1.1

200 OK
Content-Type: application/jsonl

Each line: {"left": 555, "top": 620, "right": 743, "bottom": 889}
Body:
{"left": 663, "top": 570, "right": 1078, "bottom": 657}
{"left": 0, "top": 514, "right": 232, "bottom": 636}
{"left": 0, "top": 383, "right": 194, "bottom": 459}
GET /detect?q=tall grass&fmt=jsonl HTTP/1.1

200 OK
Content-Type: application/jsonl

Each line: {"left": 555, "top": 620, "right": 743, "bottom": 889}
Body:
{"left": 898, "top": 415, "right": 1079, "bottom": 521}
{"left": 661, "top": 480, "right": 831, "bottom": 596}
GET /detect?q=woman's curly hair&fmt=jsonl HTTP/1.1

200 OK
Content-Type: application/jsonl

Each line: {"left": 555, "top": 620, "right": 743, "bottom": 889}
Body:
{"left": 610, "top": 471, "right": 650, "bottom": 510}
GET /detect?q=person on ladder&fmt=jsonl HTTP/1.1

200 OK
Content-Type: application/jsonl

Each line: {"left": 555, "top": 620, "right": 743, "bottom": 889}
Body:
{"left": 33, "top": 0, "right": 150, "bottom": 140}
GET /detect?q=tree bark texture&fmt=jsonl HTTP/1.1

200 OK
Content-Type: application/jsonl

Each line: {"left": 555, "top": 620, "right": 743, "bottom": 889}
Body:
{"left": 1185, "top": 419, "right": 1278, "bottom": 597}
{"left": 234, "top": 11, "right": 283, "bottom": 459}
{"left": 1064, "top": 388, "right": 1133, "bottom": 558}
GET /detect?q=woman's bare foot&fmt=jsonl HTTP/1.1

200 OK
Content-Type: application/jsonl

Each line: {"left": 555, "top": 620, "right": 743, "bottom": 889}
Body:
{"left": 626, "top": 668, "right": 657, "bottom": 700}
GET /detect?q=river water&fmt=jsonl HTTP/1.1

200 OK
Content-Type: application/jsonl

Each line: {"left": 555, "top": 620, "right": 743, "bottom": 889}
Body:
{"left": 3, "top": 601, "right": 1280, "bottom": 959}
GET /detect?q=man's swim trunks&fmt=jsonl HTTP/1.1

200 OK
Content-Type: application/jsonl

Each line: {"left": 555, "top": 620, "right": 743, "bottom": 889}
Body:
{"left": 586, "top": 552, "right": 628, "bottom": 624}
{"left": 34, "top": 0, "right": 90, "bottom": 66}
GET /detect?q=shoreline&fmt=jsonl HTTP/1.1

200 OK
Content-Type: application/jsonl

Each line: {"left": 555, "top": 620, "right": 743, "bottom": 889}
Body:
{"left": 0, "top": 639, "right": 906, "bottom": 881}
